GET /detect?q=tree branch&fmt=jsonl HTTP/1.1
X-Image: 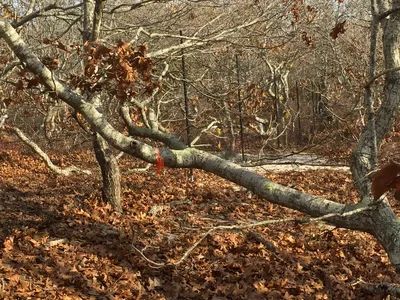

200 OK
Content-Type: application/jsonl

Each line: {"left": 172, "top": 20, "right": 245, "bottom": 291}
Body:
{"left": 364, "top": 66, "right": 400, "bottom": 88}
{"left": 378, "top": 6, "right": 400, "bottom": 20}
{"left": 132, "top": 205, "right": 374, "bottom": 268}
{"left": 144, "top": 5, "right": 275, "bottom": 58}
{"left": 12, "top": 2, "right": 83, "bottom": 28}
{"left": 2, "top": 125, "right": 91, "bottom": 176}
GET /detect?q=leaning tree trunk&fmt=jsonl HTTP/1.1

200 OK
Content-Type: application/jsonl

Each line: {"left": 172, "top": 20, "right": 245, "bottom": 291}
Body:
{"left": 84, "top": 0, "right": 122, "bottom": 212}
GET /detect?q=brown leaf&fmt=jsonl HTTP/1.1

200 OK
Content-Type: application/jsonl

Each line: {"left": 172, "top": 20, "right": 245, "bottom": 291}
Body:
{"left": 15, "top": 79, "right": 24, "bottom": 91}
{"left": 371, "top": 161, "right": 400, "bottom": 200}
{"left": 330, "top": 20, "right": 346, "bottom": 40}
{"left": 3, "top": 4, "right": 13, "bottom": 20}
{"left": 55, "top": 41, "right": 70, "bottom": 53}
{"left": 27, "top": 77, "right": 41, "bottom": 89}
{"left": 137, "top": 45, "right": 148, "bottom": 55}
{"left": 3, "top": 236, "right": 14, "bottom": 250}
{"left": 93, "top": 44, "right": 111, "bottom": 59}
{"left": 43, "top": 37, "right": 52, "bottom": 44}
{"left": 148, "top": 277, "right": 162, "bottom": 291}
{"left": 8, "top": 274, "right": 20, "bottom": 286}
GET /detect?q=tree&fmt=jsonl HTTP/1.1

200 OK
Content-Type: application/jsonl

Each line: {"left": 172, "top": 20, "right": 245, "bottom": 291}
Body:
{"left": 0, "top": 0, "right": 124, "bottom": 211}
{"left": 83, "top": 0, "right": 122, "bottom": 212}
{"left": 1, "top": 0, "right": 400, "bottom": 273}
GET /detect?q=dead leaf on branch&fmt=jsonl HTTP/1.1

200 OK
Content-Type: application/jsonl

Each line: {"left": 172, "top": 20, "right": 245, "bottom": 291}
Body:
{"left": 371, "top": 161, "right": 400, "bottom": 200}
{"left": 54, "top": 40, "right": 71, "bottom": 54}
{"left": 330, "top": 20, "right": 346, "bottom": 40}
{"left": 92, "top": 44, "right": 112, "bottom": 59}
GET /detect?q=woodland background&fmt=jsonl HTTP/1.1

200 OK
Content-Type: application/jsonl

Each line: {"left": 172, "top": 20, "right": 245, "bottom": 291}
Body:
{"left": 1, "top": 0, "right": 400, "bottom": 299}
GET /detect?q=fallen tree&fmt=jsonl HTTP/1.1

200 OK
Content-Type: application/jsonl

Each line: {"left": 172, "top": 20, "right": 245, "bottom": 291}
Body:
{"left": 1, "top": 0, "right": 400, "bottom": 273}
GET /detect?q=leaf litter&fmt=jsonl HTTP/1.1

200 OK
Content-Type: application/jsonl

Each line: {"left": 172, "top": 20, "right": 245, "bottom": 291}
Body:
{"left": 1, "top": 147, "right": 399, "bottom": 299}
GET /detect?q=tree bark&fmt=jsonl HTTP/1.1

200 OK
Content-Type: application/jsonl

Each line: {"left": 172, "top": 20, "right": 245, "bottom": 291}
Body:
{"left": 93, "top": 131, "right": 122, "bottom": 212}
{"left": 83, "top": 0, "right": 122, "bottom": 212}
{"left": 351, "top": 0, "right": 400, "bottom": 202}
{"left": 83, "top": 0, "right": 95, "bottom": 42}
{"left": 91, "top": 0, "right": 106, "bottom": 42}
{"left": 91, "top": 93, "right": 122, "bottom": 212}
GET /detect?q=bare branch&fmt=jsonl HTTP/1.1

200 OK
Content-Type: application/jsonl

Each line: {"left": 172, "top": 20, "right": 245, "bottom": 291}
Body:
{"left": 1, "top": 60, "right": 21, "bottom": 78}
{"left": 132, "top": 205, "right": 374, "bottom": 268}
{"left": 190, "top": 119, "right": 219, "bottom": 146}
{"left": 378, "top": 6, "right": 400, "bottom": 20}
{"left": 364, "top": 66, "right": 400, "bottom": 88}
{"left": 122, "top": 163, "right": 152, "bottom": 174}
{"left": 109, "top": 1, "right": 152, "bottom": 14}
{"left": 120, "top": 104, "right": 186, "bottom": 149}
{"left": 12, "top": 2, "right": 83, "bottom": 28}
{"left": 2, "top": 125, "right": 91, "bottom": 176}
{"left": 145, "top": 5, "right": 275, "bottom": 58}
{"left": 0, "top": 114, "right": 7, "bottom": 127}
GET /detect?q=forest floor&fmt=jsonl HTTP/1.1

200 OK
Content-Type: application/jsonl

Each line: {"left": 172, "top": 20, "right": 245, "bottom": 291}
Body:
{"left": 1, "top": 141, "right": 400, "bottom": 299}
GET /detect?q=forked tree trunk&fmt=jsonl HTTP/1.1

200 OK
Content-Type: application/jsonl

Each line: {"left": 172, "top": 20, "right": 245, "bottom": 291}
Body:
{"left": 84, "top": 0, "right": 122, "bottom": 212}
{"left": 350, "top": 0, "right": 400, "bottom": 270}
{"left": 351, "top": 0, "right": 400, "bottom": 199}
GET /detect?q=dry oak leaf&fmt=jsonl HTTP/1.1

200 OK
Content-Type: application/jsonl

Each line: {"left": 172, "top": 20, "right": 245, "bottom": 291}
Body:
{"left": 371, "top": 161, "right": 400, "bottom": 200}
{"left": 330, "top": 20, "right": 346, "bottom": 40}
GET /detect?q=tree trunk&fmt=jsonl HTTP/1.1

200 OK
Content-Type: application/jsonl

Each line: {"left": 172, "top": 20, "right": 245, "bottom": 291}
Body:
{"left": 90, "top": 92, "right": 122, "bottom": 212}
{"left": 83, "top": 0, "right": 95, "bottom": 43}
{"left": 220, "top": 98, "right": 235, "bottom": 158}
{"left": 349, "top": 0, "right": 400, "bottom": 270}
{"left": 93, "top": 132, "right": 122, "bottom": 212}
{"left": 83, "top": 0, "right": 122, "bottom": 212}
{"left": 350, "top": 0, "right": 400, "bottom": 202}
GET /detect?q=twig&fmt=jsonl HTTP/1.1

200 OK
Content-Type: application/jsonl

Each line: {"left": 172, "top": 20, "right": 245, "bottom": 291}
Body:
{"left": 122, "top": 163, "right": 152, "bottom": 174}
{"left": 364, "top": 66, "right": 400, "bottom": 88}
{"left": 131, "top": 245, "right": 166, "bottom": 268}
{"left": 132, "top": 205, "right": 374, "bottom": 268}
{"left": 12, "top": 2, "right": 83, "bottom": 28}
